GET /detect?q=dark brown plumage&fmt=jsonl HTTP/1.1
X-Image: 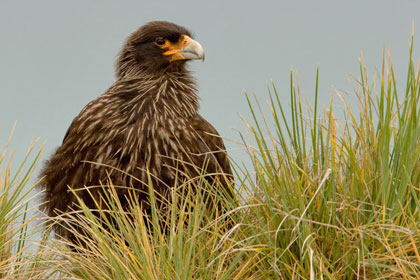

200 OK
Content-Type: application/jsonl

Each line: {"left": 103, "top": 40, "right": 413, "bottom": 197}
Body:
{"left": 40, "top": 21, "right": 233, "bottom": 241}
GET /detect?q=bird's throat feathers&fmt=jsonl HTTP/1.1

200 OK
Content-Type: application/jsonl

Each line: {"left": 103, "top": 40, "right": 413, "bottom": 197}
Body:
{"left": 112, "top": 71, "right": 200, "bottom": 122}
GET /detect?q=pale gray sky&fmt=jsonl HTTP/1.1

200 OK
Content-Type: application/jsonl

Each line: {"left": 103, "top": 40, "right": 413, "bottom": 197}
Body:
{"left": 1, "top": 0, "right": 420, "bottom": 174}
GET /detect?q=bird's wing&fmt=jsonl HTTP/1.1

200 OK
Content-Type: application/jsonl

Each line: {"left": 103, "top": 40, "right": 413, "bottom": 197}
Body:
{"left": 40, "top": 82, "right": 137, "bottom": 213}
{"left": 189, "top": 114, "right": 234, "bottom": 193}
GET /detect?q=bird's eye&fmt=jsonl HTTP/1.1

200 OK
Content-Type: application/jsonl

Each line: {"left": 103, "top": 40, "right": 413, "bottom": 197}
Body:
{"left": 155, "top": 37, "right": 166, "bottom": 46}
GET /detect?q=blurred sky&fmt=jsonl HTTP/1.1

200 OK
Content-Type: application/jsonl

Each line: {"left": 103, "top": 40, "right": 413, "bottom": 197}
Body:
{"left": 1, "top": 0, "right": 420, "bottom": 176}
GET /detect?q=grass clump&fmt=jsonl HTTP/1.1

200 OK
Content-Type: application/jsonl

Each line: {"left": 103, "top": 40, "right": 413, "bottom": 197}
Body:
{"left": 238, "top": 38, "right": 420, "bottom": 278}
{"left": 0, "top": 131, "right": 51, "bottom": 279}
{"left": 46, "top": 178, "right": 248, "bottom": 280}
{"left": 2, "top": 34, "right": 420, "bottom": 279}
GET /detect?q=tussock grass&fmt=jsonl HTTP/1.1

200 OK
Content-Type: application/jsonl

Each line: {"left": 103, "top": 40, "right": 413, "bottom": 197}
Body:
{"left": 46, "top": 178, "right": 248, "bottom": 279}
{"left": 237, "top": 37, "right": 420, "bottom": 278}
{"left": 0, "top": 128, "right": 51, "bottom": 279}
{"left": 2, "top": 36, "right": 420, "bottom": 279}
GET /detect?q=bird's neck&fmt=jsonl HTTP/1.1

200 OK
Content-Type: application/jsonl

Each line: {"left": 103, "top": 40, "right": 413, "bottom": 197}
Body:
{"left": 115, "top": 68, "right": 200, "bottom": 121}
{"left": 150, "top": 71, "right": 200, "bottom": 118}
{"left": 117, "top": 60, "right": 188, "bottom": 80}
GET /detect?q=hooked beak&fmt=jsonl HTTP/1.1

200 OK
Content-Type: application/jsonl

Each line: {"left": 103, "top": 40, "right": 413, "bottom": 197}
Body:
{"left": 162, "top": 35, "right": 205, "bottom": 62}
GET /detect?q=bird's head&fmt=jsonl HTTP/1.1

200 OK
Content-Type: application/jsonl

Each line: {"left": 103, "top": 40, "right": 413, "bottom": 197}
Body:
{"left": 115, "top": 21, "right": 205, "bottom": 78}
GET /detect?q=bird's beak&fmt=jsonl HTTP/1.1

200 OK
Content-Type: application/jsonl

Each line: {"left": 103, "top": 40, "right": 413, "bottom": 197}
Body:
{"left": 163, "top": 35, "right": 205, "bottom": 62}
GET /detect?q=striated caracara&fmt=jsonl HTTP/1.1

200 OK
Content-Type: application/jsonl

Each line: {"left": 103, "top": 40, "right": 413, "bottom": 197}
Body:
{"left": 40, "top": 21, "right": 234, "bottom": 241}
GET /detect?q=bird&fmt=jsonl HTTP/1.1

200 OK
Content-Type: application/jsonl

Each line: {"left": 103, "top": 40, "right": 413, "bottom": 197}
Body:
{"left": 39, "top": 21, "right": 234, "bottom": 242}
